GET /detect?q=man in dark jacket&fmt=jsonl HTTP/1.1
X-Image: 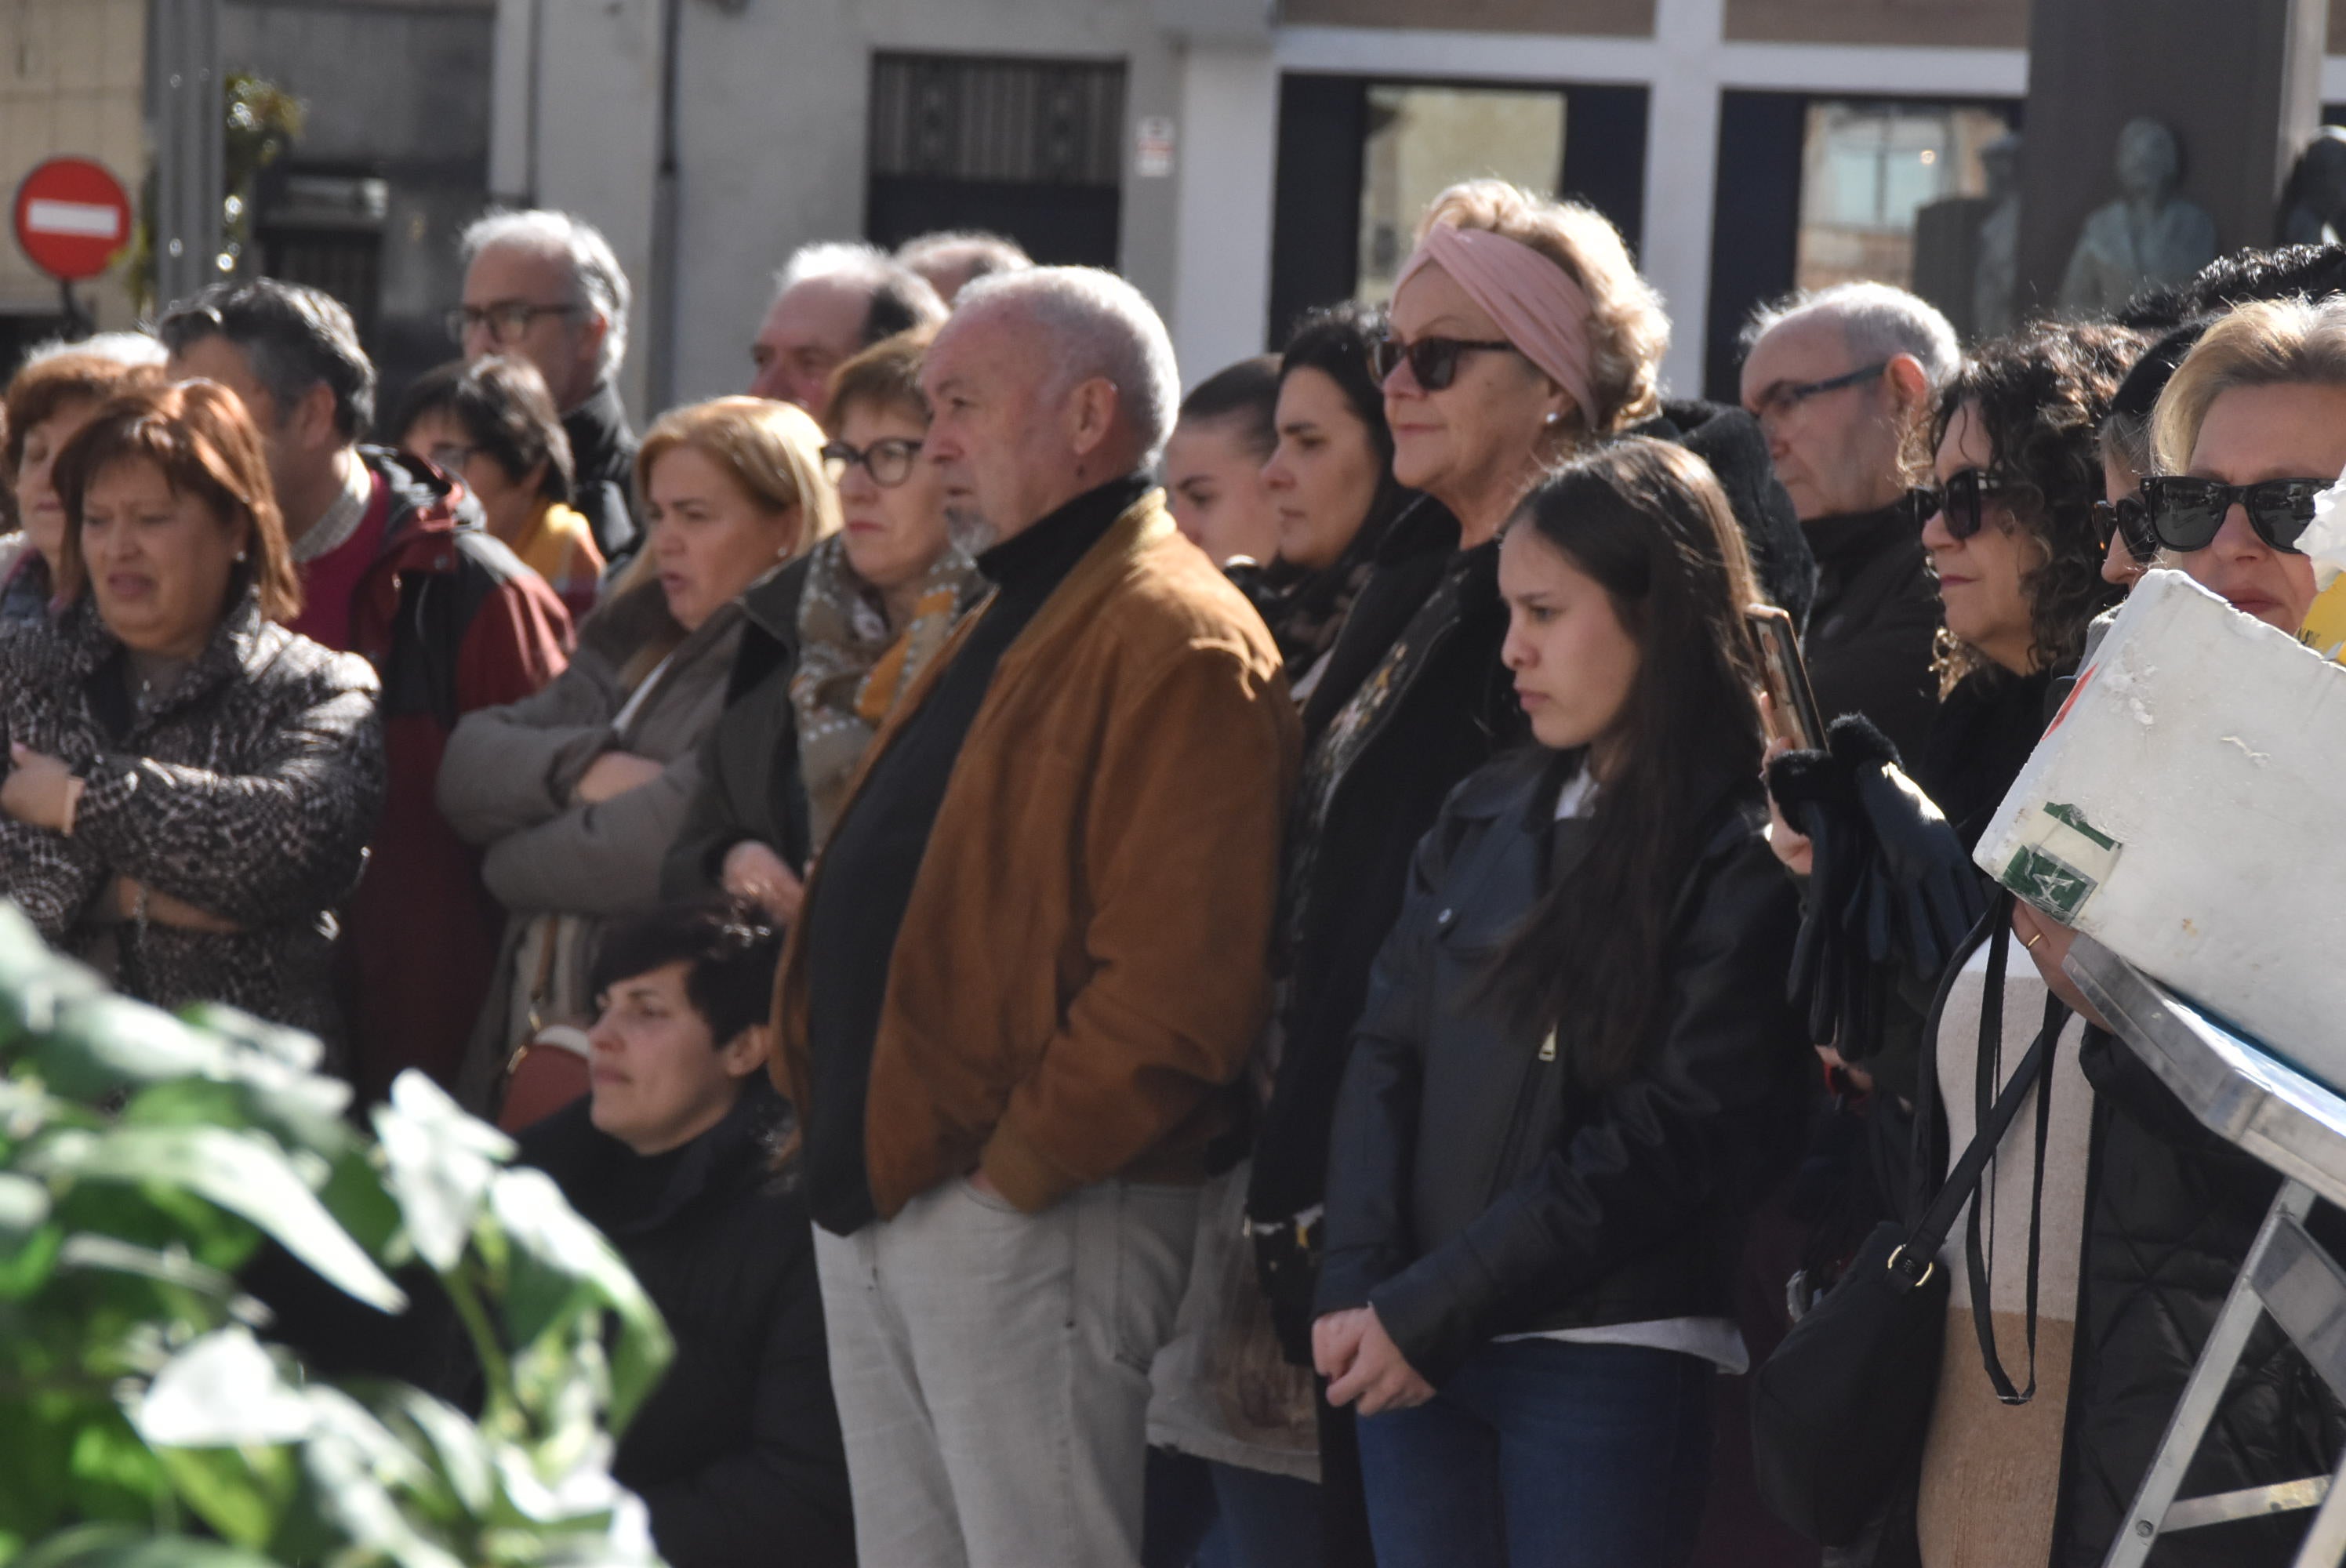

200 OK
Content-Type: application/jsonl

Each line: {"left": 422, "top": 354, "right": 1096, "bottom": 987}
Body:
{"left": 520, "top": 899, "right": 853, "bottom": 1568}
{"left": 162, "top": 278, "right": 574, "bottom": 1102}
{"left": 1741, "top": 283, "right": 1952, "bottom": 763}
{"left": 457, "top": 209, "right": 640, "bottom": 557}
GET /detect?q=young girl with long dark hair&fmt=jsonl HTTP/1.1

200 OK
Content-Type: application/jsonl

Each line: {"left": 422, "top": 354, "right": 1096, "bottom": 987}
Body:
{"left": 1311, "top": 437, "right": 1809, "bottom": 1568}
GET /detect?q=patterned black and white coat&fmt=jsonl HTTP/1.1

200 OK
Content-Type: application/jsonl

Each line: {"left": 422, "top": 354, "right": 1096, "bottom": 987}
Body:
{"left": 0, "top": 590, "right": 385, "bottom": 1047}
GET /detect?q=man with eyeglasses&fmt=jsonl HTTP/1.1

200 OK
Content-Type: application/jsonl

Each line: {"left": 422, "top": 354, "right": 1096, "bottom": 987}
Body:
{"left": 160, "top": 278, "right": 574, "bottom": 1105}
{"left": 456, "top": 209, "right": 639, "bottom": 558}
{"left": 1740, "top": 282, "right": 1956, "bottom": 763}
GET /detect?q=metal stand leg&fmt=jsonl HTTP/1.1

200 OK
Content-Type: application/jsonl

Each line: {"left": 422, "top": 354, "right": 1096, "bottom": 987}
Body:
{"left": 2104, "top": 1181, "right": 2319, "bottom": 1568}
{"left": 2293, "top": 1461, "right": 2346, "bottom": 1568}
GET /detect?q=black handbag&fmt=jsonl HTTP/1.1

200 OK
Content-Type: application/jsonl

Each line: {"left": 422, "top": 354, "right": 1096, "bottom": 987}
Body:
{"left": 1750, "top": 896, "right": 2067, "bottom": 1546}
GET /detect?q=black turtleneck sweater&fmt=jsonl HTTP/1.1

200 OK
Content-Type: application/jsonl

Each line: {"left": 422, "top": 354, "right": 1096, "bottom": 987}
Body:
{"left": 800, "top": 474, "right": 1149, "bottom": 1234}
{"left": 1803, "top": 501, "right": 1942, "bottom": 767}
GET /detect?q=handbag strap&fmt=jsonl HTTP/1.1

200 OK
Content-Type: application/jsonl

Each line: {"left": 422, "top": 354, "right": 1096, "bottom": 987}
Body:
{"left": 1963, "top": 988, "right": 2068, "bottom": 1403}
{"left": 1885, "top": 893, "right": 2060, "bottom": 1294}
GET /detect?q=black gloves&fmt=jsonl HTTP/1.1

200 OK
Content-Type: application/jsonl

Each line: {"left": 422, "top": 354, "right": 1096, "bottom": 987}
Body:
{"left": 1767, "top": 714, "right": 1986, "bottom": 1056}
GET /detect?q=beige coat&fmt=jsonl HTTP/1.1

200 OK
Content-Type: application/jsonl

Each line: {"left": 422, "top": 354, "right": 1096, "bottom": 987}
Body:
{"left": 438, "top": 580, "right": 744, "bottom": 1110}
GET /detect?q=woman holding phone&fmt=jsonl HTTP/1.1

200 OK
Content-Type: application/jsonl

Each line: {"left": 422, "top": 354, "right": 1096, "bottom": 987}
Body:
{"left": 1311, "top": 438, "right": 1808, "bottom": 1568}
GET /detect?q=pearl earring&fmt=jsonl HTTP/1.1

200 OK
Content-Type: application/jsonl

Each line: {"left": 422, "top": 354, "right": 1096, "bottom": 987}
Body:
{"left": 1542, "top": 411, "right": 1561, "bottom": 427}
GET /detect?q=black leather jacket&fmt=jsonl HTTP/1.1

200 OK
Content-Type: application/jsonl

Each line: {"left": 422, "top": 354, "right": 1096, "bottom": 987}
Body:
{"left": 1315, "top": 752, "right": 1810, "bottom": 1385}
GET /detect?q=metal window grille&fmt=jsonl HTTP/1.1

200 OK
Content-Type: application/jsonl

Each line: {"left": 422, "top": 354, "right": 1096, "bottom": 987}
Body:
{"left": 869, "top": 53, "right": 1125, "bottom": 188}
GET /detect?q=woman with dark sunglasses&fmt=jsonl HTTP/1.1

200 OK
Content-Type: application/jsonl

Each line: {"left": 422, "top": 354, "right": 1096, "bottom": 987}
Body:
{"left": 1910, "top": 321, "right": 2141, "bottom": 848}
{"left": 1241, "top": 176, "right": 1676, "bottom": 1567}
{"left": 2094, "top": 320, "right": 2206, "bottom": 593}
{"left": 2141, "top": 296, "right": 2346, "bottom": 643}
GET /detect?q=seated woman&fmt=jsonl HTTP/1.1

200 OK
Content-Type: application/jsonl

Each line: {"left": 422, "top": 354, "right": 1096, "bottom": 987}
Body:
{"left": 0, "top": 380, "right": 383, "bottom": 1044}
{"left": 1249, "top": 302, "right": 1415, "bottom": 701}
{"left": 394, "top": 355, "right": 605, "bottom": 622}
{"left": 437, "top": 396, "right": 837, "bottom": 1116}
{"left": 1313, "top": 438, "right": 1809, "bottom": 1568}
{"left": 518, "top": 898, "right": 854, "bottom": 1568}
{"left": 2, "top": 350, "right": 165, "bottom": 622}
{"left": 663, "top": 328, "right": 979, "bottom": 909}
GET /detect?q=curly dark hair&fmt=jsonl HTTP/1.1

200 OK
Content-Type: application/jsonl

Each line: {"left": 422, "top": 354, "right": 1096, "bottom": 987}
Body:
{"left": 2115, "top": 242, "right": 2346, "bottom": 332}
{"left": 1930, "top": 319, "right": 2141, "bottom": 693}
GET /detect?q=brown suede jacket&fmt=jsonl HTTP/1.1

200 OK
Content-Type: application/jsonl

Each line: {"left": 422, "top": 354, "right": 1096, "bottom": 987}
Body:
{"left": 771, "top": 492, "right": 1299, "bottom": 1216}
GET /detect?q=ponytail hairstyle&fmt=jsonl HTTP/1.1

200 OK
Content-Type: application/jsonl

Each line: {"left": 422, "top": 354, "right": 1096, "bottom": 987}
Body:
{"left": 1481, "top": 436, "right": 1767, "bottom": 1087}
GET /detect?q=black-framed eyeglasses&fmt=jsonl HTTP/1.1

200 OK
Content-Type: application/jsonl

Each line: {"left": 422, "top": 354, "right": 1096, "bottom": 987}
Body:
{"left": 821, "top": 437, "right": 924, "bottom": 489}
{"left": 1749, "top": 362, "right": 1888, "bottom": 424}
{"left": 445, "top": 300, "right": 586, "bottom": 347}
{"left": 2092, "top": 495, "right": 2158, "bottom": 565}
{"left": 1910, "top": 467, "right": 2010, "bottom": 541}
{"left": 1371, "top": 334, "right": 1522, "bottom": 392}
{"left": 2140, "top": 474, "right": 2326, "bottom": 555}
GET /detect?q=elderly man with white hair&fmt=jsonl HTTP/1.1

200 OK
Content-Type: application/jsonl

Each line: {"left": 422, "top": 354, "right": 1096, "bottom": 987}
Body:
{"left": 1740, "top": 281, "right": 1957, "bottom": 761}
{"left": 748, "top": 240, "right": 946, "bottom": 409}
{"left": 769, "top": 267, "right": 1298, "bottom": 1567}
{"left": 456, "top": 208, "right": 637, "bottom": 555}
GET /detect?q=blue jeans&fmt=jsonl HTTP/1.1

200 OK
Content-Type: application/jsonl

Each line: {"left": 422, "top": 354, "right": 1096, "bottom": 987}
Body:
{"left": 1143, "top": 1447, "right": 1325, "bottom": 1568}
{"left": 1354, "top": 1338, "right": 1715, "bottom": 1568}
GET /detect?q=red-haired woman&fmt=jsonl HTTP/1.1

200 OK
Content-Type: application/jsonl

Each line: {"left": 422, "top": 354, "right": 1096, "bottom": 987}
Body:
{"left": 0, "top": 380, "right": 384, "bottom": 1049}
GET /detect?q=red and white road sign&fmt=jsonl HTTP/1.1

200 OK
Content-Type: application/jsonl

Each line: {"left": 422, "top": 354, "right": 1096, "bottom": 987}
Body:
{"left": 13, "top": 158, "right": 133, "bottom": 282}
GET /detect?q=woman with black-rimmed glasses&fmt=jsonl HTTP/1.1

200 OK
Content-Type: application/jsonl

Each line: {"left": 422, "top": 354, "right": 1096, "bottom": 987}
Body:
{"left": 660, "top": 328, "right": 979, "bottom": 917}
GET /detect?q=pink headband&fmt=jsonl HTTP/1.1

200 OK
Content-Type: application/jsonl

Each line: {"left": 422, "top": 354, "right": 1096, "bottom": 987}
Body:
{"left": 1394, "top": 222, "right": 1599, "bottom": 424}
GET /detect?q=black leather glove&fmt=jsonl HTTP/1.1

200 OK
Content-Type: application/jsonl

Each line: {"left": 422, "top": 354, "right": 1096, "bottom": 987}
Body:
{"left": 1832, "top": 715, "right": 1985, "bottom": 980}
{"left": 1767, "top": 715, "right": 1984, "bottom": 1058}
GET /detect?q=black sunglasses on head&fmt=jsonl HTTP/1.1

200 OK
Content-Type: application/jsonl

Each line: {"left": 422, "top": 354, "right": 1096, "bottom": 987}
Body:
{"left": 1370, "top": 334, "right": 1522, "bottom": 392}
{"left": 1908, "top": 468, "right": 2010, "bottom": 540}
{"left": 2140, "top": 475, "right": 2326, "bottom": 555}
{"left": 2092, "top": 495, "right": 2159, "bottom": 565}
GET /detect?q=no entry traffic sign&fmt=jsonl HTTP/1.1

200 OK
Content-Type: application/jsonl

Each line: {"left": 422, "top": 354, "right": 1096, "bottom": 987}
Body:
{"left": 13, "top": 158, "right": 133, "bottom": 282}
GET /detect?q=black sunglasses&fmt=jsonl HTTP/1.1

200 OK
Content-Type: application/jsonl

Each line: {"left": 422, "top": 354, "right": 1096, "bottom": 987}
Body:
{"left": 2140, "top": 475, "right": 2326, "bottom": 555}
{"left": 1910, "top": 468, "right": 2010, "bottom": 541}
{"left": 2092, "top": 495, "right": 2158, "bottom": 565}
{"left": 1370, "top": 334, "right": 1522, "bottom": 392}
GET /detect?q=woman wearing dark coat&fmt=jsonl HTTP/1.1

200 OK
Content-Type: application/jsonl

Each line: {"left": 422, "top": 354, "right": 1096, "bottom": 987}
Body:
{"left": 1243, "top": 178, "right": 1811, "bottom": 1565}
{"left": 661, "top": 329, "right": 976, "bottom": 909}
{"left": 518, "top": 899, "right": 853, "bottom": 1568}
{"left": 0, "top": 382, "right": 382, "bottom": 1047}
{"left": 1313, "top": 441, "right": 1809, "bottom": 1568}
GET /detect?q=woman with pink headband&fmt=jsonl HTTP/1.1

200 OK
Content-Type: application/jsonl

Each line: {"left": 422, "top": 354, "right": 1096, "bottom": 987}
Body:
{"left": 1243, "top": 178, "right": 1677, "bottom": 1567}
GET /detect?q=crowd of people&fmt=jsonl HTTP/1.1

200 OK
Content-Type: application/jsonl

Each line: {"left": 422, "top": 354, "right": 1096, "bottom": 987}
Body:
{"left": 1, "top": 177, "right": 2343, "bottom": 1568}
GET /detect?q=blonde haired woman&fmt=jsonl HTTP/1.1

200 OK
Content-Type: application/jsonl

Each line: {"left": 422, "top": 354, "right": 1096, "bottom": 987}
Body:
{"left": 438, "top": 395, "right": 837, "bottom": 1116}
{"left": 2142, "top": 294, "right": 2346, "bottom": 646}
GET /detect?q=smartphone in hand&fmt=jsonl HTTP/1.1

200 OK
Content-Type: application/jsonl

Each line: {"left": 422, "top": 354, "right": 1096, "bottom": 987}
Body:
{"left": 1746, "top": 604, "right": 1827, "bottom": 753}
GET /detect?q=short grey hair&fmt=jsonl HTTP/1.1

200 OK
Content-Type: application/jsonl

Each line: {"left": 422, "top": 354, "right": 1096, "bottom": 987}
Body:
{"left": 24, "top": 331, "right": 167, "bottom": 370}
{"left": 461, "top": 208, "right": 631, "bottom": 383}
{"left": 772, "top": 241, "right": 946, "bottom": 344}
{"left": 1742, "top": 282, "right": 1961, "bottom": 389}
{"left": 953, "top": 266, "right": 1181, "bottom": 466}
